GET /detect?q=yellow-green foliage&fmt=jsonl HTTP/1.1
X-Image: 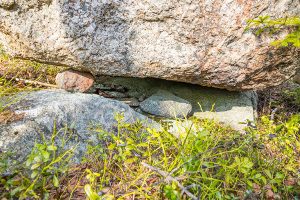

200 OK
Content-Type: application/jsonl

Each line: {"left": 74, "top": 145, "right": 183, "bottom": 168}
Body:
{"left": 1, "top": 114, "right": 299, "bottom": 199}
{"left": 0, "top": 44, "right": 63, "bottom": 96}
{"left": 246, "top": 16, "right": 300, "bottom": 47}
{"left": 0, "top": 44, "right": 64, "bottom": 111}
{"left": 0, "top": 124, "right": 76, "bottom": 199}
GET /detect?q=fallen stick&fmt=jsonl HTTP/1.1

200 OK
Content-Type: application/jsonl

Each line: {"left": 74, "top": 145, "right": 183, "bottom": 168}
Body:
{"left": 141, "top": 162, "right": 198, "bottom": 200}
{"left": 270, "top": 107, "right": 278, "bottom": 121}
{"left": 14, "top": 77, "right": 58, "bottom": 88}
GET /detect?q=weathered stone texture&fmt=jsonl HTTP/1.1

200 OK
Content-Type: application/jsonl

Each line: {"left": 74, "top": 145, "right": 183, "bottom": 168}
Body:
{"left": 0, "top": 0, "right": 299, "bottom": 91}
{"left": 0, "top": 90, "right": 157, "bottom": 162}
{"left": 140, "top": 90, "right": 193, "bottom": 118}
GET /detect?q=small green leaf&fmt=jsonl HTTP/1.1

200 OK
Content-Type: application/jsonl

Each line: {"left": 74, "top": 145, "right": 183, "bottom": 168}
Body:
{"left": 31, "top": 163, "right": 41, "bottom": 170}
{"left": 254, "top": 173, "right": 262, "bottom": 179}
{"left": 108, "top": 143, "right": 116, "bottom": 150}
{"left": 264, "top": 170, "right": 272, "bottom": 179}
{"left": 31, "top": 170, "right": 38, "bottom": 179}
{"left": 42, "top": 150, "right": 50, "bottom": 161}
{"left": 34, "top": 155, "right": 42, "bottom": 163}
{"left": 53, "top": 175, "right": 59, "bottom": 187}
{"left": 94, "top": 172, "right": 100, "bottom": 177}
{"left": 43, "top": 191, "right": 50, "bottom": 200}
{"left": 25, "top": 158, "right": 33, "bottom": 167}
{"left": 47, "top": 145, "right": 57, "bottom": 151}
{"left": 84, "top": 184, "right": 100, "bottom": 200}
{"left": 246, "top": 180, "right": 253, "bottom": 187}
{"left": 11, "top": 186, "right": 23, "bottom": 196}
{"left": 215, "top": 191, "right": 222, "bottom": 200}
{"left": 163, "top": 185, "right": 179, "bottom": 200}
{"left": 275, "top": 172, "right": 284, "bottom": 180}
{"left": 84, "top": 184, "right": 93, "bottom": 196}
{"left": 261, "top": 176, "right": 267, "bottom": 185}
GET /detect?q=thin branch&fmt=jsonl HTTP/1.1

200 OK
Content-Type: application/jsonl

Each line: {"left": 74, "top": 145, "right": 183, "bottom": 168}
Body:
{"left": 270, "top": 107, "right": 278, "bottom": 121}
{"left": 141, "top": 162, "right": 198, "bottom": 200}
{"left": 14, "top": 77, "right": 58, "bottom": 88}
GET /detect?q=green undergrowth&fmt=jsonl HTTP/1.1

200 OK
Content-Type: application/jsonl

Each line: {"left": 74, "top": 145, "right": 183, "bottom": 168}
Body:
{"left": 1, "top": 114, "right": 299, "bottom": 199}
{"left": 258, "top": 82, "right": 300, "bottom": 118}
{"left": 284, "top": 87, "right": 300, "bottom": 107}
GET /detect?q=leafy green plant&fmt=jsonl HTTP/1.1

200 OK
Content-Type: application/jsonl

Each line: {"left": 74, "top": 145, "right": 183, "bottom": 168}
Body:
{"left": 80, "top": 114, "right": 300, "bottom": 199}
{"left": 163, "top": 183, "right": 180, "bottom": 200}
{"left": 84, "top": 169, "right": 101, "bottom": 200}
{"left": 284, "top": 87, "right": 300, "bottom": 105}
{"left": 0, "top": 125, "right": 77, "bottom": 199}
{"left": 246, "top": 16, "right": 300, "bottom": 47}
{"left": 1, "top": 113, "right": 300, "bottom": 199}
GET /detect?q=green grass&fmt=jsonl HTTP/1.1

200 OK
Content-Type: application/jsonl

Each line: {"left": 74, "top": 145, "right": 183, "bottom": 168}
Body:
{"left": 1, "top": 114, "right": 299, "bottom": 199}
{"left": 0, "top": 44, "right": 64, "bottom": 111}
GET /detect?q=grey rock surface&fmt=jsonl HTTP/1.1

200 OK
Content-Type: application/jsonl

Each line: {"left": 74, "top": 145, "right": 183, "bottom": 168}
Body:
{"left": 0, "top": 90, "right": 156, "bottom": 163}
{"left": 96, "top": 76, "right": 257, "bottom": 130}
{"left": 140, "top": 90, "right": 192, "bottom": 118}
{"left": 0, "top": 0, "right": 299, "bottom": 91}
{"left": 120, "top": 98, "right": 140, "bottom": 107}
{"left": 105, "top": 91, "right": 128, "bottom": 98}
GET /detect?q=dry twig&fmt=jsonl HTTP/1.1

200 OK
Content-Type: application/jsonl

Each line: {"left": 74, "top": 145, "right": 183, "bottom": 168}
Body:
{"left": 141, "top": 162, "right": 198, "bottom": 200}
{"left": 14, "top": 78, "right": 58, "bottom": 88}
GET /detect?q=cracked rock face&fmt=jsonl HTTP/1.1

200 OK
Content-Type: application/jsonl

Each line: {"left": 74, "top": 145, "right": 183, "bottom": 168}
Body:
{"left": 0, "top": 0, "right": 299, "bottom": 91}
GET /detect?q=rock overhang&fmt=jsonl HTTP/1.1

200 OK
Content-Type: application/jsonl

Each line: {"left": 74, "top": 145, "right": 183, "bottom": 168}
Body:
{"left": 0, "top": 0, "right": 299, "bottom": 91}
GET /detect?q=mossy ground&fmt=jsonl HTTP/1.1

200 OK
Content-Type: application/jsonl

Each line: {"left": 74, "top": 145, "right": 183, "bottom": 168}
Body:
{"left": 0, "top": 46, "right": 299, "bottom": 199}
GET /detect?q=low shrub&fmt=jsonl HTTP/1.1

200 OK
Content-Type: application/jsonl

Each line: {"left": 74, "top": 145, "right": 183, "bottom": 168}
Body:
{"left": 1, "top": 114, "right": 299, "bottom": 199}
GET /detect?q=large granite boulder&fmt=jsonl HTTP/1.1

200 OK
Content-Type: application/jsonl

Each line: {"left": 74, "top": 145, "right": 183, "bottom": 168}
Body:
{"left": 0, "top": 0, "right": 299, "bottom": 91}
{"left": 0, "top": 90, "right": 157, "bottom": 162}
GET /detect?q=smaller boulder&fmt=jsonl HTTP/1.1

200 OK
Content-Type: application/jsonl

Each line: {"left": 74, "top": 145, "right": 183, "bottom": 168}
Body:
{"left": 140, "top": 90, "right": 192, "bottom": 118}
{"left": 55, "top": 69, "right": 94, "bottom": 93}
{"left": 0, "top": 90, "right": 157, "bottom": 163}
